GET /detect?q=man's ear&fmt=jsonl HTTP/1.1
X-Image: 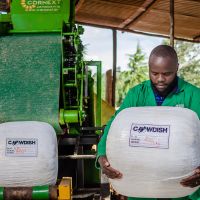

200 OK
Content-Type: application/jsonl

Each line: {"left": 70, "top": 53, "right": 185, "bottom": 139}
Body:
{"left": 177, "top": 63, "right": 179, "bottom": 71}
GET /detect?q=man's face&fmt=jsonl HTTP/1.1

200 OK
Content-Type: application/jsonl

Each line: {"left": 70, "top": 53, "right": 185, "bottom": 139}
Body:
{"left": 149, "top": 56, "right": 178, "bottom": 92}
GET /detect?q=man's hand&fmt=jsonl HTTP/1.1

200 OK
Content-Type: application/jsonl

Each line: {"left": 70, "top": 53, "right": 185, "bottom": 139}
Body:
{"left": 180, "top": 167, "right": 200, "bottom": 188}
{"left": 98, "top": 155, "right": 123, "bottom": 179}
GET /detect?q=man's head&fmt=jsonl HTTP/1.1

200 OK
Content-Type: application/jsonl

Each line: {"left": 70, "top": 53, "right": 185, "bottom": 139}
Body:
{"left": 149, "top": 45, "right": 179, "bottom": 93}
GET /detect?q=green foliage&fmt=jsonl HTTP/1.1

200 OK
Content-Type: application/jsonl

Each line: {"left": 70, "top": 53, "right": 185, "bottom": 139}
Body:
{"left": 179, "top": 63, "right": 200, "bottom": 87}
{"left": 163, "top": 40, "right": 200, "bottom": 87}
{"left": 115, "top": 40, "right": 200, "bottom": 107}
{"left": 99, "top": 39, "right": 199, "bottom": 108}
{"left": 177, "top": 42, "right": 200, "bottom": 87}
{"left": 116, "top": 43, "right": 148, "bottom": 106}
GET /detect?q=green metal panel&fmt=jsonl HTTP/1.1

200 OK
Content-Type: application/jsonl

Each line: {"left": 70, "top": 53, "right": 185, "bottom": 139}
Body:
{"left": 0, "top": 13, "right": 10, "bottom": 22}
{"left": 84, "top": 150, "right": 100, "bottom": 185}
{"left": 0, "top": 188, "right": 3, "bottom": 200}
{"left": 32, "top": 186, "right": 49, "bottom": 200}
{"left": 85, "top": 61, "right": 102, "bottom": 130}
{"left": 60, "top": 25, "right": 87, "bottom": 129}
{"left": 87, "top": 71, "right": 95, "bottom": 126}
{"left": 0, "top": 33, "right": 62, "bottom": 134}
{"left": 0, "top": 14, "right": 11, "bottom": 35}
{"left": 60, "top": 109, "right": 79, "bottom": 124}
{"left": 96, "top": 61, "right": 102, "bottom": 128}
{"left": 10, "top": 0, "right": 70, "bottom": 32}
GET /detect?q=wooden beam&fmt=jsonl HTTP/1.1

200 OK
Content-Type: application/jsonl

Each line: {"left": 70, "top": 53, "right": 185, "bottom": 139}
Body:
{"left": 76, "top": 22, "right": 200, "bottom": 43}
{"left": 131, "top": 21, "right": 198, "bottom": 34}
{"left": 75, "top": 0, "right": 85, "bottom": 13}
{"left": 127, "top": 8, "right": 200, "bottom": 27}
{"left": 146, "top": 8, "right": 199, "bottom": 24}
{"left": 170, "top": 0, "right": 175, "bottom": 47}
{"left": 119, "top": 0, "right": 159, "bottom": 29}
{"left": 76, "top": 12, "right": 123, "bottom": 25}
{"left": 193, "top": 34, "right": 200, "bottom": 40}
{"left": 94, "top": 0, "right": 140, "bottom": 10}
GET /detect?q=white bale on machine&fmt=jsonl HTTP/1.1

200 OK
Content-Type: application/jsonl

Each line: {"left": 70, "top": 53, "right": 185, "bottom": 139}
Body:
{"left": 107, "top": 107, "right": 200, "bottom": 198}
{"left": 0, "top": 121, "right": 58, "bottom": 187}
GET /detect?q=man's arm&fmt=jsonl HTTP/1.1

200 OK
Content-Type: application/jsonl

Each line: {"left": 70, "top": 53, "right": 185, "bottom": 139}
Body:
{"left": 180, "top": 167, "right": 200, "bottom": 188}
{"left": 180, "top": 88, "right": 200, "bottom": 187}
{"left": 96, "top": 88, "right": 138, "bottom": 178}
{"left": 98, "top": 155, "right": 122, "bottom": 179}
{"left": 97, "top": 89, "right": 135, "bottom": 157}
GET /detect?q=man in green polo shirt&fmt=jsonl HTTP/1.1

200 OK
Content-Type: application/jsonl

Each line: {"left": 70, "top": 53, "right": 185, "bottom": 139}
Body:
{"left": 97, "top": 45, "right": 200, "bottom": 200}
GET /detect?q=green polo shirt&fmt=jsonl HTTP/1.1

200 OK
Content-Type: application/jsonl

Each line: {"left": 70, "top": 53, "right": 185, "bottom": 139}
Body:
{"left": 97, "top": 77, "right": 200, "bottom": 200}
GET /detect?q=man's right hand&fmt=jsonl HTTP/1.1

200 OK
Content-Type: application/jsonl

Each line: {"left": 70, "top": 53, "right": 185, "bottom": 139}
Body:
{"left": 98, "top": 155, "right": 123, "bottom": 179}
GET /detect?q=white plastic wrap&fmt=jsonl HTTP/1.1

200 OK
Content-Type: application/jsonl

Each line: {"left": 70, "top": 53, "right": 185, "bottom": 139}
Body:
{"left": 0, "top": 121, "right": 58, "bottom": 187}
{"left": 106, "top": 107, "right": 200, "bottom": 198}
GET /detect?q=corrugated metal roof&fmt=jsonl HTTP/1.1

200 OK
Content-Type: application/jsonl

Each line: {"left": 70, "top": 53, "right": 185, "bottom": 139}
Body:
{"left": 75, "top": 0, "right": 200, "bottom": 42}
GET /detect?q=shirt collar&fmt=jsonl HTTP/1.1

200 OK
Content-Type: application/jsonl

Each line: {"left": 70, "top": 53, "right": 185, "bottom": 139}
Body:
{"left": 151, "top": 76, "right": 178, "bottom": 97}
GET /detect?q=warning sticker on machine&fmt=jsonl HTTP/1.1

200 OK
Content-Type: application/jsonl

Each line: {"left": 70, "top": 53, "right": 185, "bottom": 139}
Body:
{"left": 6, "top": 138, "right": 38, "bottom": 157}
{"left": 129, "top": 123, "right": 170, "bottom": 149}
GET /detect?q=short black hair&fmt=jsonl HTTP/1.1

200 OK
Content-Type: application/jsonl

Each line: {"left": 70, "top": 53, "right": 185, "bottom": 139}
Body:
{"left": 149, "top": 45, "right": 178, "bottom": 64}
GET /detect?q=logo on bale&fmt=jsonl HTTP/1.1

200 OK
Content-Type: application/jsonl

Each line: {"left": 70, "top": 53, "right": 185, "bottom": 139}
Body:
{"left": 132, "top": 124, "right": 169, "bottom": 133}
{"left": 7, "top": 139, "right": 37, "bottom": 146}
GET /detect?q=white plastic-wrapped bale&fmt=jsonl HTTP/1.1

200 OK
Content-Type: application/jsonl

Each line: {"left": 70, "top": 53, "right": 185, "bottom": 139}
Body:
{"left": 0, "top": 121, "right": 58, "bottom": 187}
{"left": 106, "top": 107, "right": 200, "bottom": 198}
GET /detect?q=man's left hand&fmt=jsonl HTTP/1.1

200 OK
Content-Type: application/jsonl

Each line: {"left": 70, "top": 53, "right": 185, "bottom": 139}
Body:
{"left": 180, "top": 167, "right": 200, "bottom": 188}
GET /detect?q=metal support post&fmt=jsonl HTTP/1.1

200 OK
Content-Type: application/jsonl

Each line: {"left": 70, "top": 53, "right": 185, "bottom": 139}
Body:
{"left": 170, "top": 0, "right": 174, "bottom": 47}
{"left": 112, "top": 29, "right": 117, "bottom": 107}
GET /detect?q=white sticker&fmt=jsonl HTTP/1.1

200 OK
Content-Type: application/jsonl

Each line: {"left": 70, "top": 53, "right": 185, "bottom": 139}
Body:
{"left": 129, "top": 123, "right": 170, "bottom": 149}
{"left": 6, "top": 138, "right": 38, "bottom": 157}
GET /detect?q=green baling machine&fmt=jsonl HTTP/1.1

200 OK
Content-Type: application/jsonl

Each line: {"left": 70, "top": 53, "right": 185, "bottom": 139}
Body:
{"left": 0, "top": 0, "right": 104, "bottom": 199}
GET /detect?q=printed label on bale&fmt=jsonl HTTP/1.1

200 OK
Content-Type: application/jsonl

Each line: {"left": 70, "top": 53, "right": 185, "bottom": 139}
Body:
{"left": 129, "top": 123, "right": 170, "bottom": 149}
{"left": 6, "top": 138, "right": 38, "bottom": 157}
